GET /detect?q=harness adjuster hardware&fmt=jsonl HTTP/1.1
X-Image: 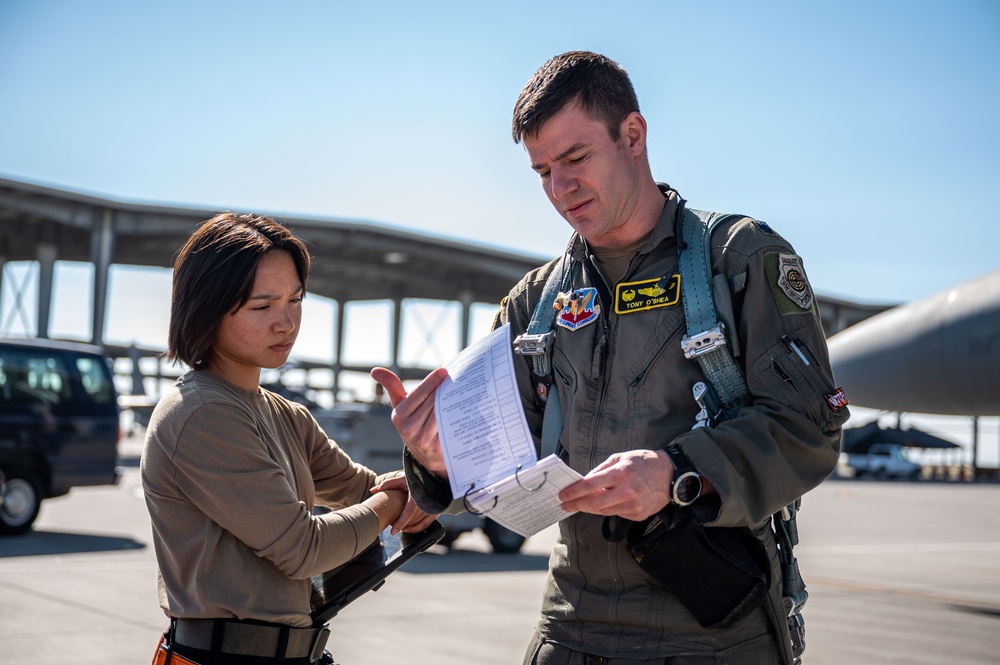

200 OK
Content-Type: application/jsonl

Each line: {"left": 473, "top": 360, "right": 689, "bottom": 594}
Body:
{"left": 513, "top": 331, "right": 556, "bottom": 356}
{"left": 680, "top": 323, "right": 727, "bottom": 359}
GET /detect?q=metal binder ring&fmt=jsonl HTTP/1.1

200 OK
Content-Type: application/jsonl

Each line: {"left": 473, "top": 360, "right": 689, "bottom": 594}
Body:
{"left": 462, "top": 483, "right": 497, "bottom": 515}
{"left": 515, "top": 465, "right": 548, "bottom": 491}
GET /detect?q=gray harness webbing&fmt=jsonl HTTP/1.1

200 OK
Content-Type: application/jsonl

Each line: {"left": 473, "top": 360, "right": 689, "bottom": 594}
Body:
{"left": 678, "top": 208, "right": 752, "bottom": 422}
{"left": 513, "top": 255, "right": 569, "bottom": 459}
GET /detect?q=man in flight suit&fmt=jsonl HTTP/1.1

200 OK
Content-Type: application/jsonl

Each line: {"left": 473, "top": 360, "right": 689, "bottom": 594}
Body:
{"left": 373, "top": 51, "right": 849, "bottom": 664}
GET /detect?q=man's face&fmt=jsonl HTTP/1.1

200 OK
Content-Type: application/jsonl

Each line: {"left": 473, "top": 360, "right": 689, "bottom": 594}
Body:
{"left": 523, "top": 102, "right": 644, "bottom": 248}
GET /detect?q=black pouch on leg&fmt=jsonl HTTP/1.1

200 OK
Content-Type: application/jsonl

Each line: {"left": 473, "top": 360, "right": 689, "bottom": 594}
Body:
{"left": 606, "top": 500, "right": 771, "bottom": 629}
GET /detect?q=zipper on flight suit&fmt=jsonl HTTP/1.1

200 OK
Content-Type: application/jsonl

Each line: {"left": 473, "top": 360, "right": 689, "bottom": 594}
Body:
{"left": 581, "top": 248, "right": 636, "bottom": 470}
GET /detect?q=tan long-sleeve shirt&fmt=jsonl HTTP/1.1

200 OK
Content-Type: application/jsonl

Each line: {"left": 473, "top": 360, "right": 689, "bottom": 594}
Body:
{"left": 142, "top": 370, "right": 394, "bottom": 627}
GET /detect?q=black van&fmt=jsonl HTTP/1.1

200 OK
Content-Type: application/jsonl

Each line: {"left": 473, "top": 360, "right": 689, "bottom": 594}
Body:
{"left": 0, "top": 338, "right": 121, "bottom": 534}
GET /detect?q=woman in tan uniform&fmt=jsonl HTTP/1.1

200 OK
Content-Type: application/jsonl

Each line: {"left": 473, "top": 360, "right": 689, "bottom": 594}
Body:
{"left": 142, "top": 212, "right": 432, "bottom": 665}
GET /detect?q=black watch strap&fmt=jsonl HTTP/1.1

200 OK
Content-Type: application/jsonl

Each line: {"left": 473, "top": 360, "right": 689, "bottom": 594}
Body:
{"left": 665, "top": 444, "right": 702, "bottom": 507}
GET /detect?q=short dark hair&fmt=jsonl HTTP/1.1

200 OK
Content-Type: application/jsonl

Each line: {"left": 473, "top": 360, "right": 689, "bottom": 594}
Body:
{"left": 512, "top": 51, "right": 639, "bottom": 144}
{"left": 166, "top": 212, "right": 311, "bottom": 368}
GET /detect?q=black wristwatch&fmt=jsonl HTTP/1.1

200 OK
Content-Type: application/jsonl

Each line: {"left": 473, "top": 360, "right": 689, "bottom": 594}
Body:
{"left": 665, "top": 444, "right": 703, "bottom": 507}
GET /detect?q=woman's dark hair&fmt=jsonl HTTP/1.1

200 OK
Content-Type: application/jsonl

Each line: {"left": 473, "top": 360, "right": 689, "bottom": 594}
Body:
{"left": 166, "top": 212, "right": 310, "bottom": 368}
{"left": 512, "top": 51, "right": 639, "bottom": 145}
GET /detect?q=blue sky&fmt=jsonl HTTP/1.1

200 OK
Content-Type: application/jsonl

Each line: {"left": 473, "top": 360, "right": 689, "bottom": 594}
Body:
{"left": 2, "top": 1, "right": 998, "bottom": 300}
{"left": 0, "top": 1, "right": 997, "bottom": 460}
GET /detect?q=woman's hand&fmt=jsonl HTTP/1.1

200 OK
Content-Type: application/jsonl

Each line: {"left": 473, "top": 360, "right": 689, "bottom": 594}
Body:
{"left": 371, "top": 475, "right": 438, "bottom": 534}
{"left": 363, "top": 486, "right": 408, "bottom": 532}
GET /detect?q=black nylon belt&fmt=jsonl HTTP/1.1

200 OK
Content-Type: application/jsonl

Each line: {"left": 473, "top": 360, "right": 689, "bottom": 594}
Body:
{"left": 173, "top": 618, "right": 328, "bottom": 660}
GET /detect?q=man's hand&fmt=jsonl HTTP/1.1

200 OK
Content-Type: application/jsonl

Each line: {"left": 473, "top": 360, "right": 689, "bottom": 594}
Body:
{"left": 558, "top": 449, "right": 674, "bottom": 522}
{"left": 370, "top": 367, "right": 450, "bottom": 477}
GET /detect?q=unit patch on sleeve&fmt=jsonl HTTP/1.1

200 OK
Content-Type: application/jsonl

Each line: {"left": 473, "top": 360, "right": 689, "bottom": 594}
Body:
{"left": 764, "top": 252, "right": 815, "bottom": 314}
{"left": 825, "top": 387, "right": 849, "bottom": 412}
{"left": 615, "top": 274, "right": 681, "bottom": 314}
{"left": 555, "top": 287, "right": 601, "bottom": 331}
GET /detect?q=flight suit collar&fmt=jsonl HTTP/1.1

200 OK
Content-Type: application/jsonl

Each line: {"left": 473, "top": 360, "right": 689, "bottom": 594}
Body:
{"left": 566, "top": 182, "right": 681, "bottom": 263}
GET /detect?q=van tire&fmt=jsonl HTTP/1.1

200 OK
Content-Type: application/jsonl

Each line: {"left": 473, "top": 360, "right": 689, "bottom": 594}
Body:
{"left": 0, "top": 470, "right": 42, "bottom": 535}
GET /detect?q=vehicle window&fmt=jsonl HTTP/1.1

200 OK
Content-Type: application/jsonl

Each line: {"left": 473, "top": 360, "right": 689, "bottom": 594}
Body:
{"left": 0, "top": 356, "right": 8, "bottom": 402}
{"left": 0, "top": 350, "right": 73, "bottom": 404}
{"left": 76, "top": 356, "right": 115, "bottom": 405}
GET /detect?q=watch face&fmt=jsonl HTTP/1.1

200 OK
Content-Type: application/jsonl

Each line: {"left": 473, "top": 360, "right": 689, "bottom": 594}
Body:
{"left": 673, "top": 471, "right": 702, "bottom": 506}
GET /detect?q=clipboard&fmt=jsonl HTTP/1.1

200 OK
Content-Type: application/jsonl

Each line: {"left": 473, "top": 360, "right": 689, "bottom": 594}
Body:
{"left": 309, "top": 520, "right": 445, "bottom": 625}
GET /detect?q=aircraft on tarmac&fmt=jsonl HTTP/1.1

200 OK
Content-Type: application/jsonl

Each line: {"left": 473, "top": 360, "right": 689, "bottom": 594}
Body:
{"left": 826, "top": 268, "right": 1000, "bottom": 416}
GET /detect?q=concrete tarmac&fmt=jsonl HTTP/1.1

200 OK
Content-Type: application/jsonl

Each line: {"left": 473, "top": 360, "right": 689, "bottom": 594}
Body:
{"left": 1, "top": 434, "right": 998, "bottom": 665}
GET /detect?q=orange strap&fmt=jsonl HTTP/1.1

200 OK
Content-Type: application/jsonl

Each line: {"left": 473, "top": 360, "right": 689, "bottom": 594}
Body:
{"left": 151, "top": 634, "right": 202, "bottom": 665}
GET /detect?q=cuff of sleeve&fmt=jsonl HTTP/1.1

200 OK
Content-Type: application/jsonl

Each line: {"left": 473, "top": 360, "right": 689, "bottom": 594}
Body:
{"left": 403, "top": 448, "right": 455, "bottom": 514}
{"left": 666, "top": 433, "right": 722, "bottom": 525}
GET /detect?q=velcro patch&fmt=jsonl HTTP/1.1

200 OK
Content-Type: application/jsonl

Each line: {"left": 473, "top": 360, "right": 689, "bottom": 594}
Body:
{"left": 615, "top": 274, "right": 681, "bottom": 314}
{"left": 825, "top": 387, "right": 849, "bottom": 412}
{"left": 555, "top": 287, "right": 601, "bottom": 331}
{"left": 764, "top": 252, "right": 815, "bottom": 314}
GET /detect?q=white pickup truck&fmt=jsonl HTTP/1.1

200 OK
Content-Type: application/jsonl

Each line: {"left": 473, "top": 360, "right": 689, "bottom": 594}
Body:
{"left": 846, "top": 443, "right": 922, "bottom": 479}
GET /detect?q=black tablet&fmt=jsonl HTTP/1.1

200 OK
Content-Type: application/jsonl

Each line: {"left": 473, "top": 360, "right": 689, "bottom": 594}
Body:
{"left": 309, "top": 520, "right": 445, "bottom": 625}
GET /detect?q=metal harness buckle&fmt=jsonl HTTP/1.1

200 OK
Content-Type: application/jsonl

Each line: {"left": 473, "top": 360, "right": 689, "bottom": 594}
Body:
{"left": 784, "top": 599, "right": 806, "bottom": 663}
{"left": 680, "top": 323, "right": 727, "bottom": 359}
{"left": 513, "top": 331, "right": 556, "bottom": 356}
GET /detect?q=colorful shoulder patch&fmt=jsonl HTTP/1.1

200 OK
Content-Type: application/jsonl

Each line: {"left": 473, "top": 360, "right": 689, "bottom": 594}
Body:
{"left": 615, "top": 274, "right": 681, "bottom": 314}
{"left": 764, "top": 252, "right": 814, "bottom": 314}
{"left": 555, "top": 287, "right": 601, "bottom": 331}
{"left": 825, "top": 387, "right": 849, "bottom": 412}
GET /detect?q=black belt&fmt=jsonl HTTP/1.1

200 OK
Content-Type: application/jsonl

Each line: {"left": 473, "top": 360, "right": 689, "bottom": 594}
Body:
{"left": 172, "top": 618, "right": 330, "bottom": 661}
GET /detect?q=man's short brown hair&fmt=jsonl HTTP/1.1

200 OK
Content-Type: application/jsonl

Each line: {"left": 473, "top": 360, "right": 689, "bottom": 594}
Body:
{"left": 166, "top": 212, "right": 310, "bottom": 369}
{"left": 511, "top": 51, "right": 640, "bottom": 144}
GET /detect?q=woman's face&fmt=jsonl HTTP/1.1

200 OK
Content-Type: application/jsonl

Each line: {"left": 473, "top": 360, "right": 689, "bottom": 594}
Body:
{"left": 209, "top": 249, "right": 303, "bottom": 389}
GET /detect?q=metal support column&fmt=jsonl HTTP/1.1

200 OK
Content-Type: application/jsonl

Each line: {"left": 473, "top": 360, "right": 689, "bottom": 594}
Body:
{"left": 971, "top": 416, "right": 979, "bottom": 479}
{"left": 333, "top": 299, "right": 345, "bottom": 401}
{"left": 36, "top": 243, "right": 57, "bottom": 339}
{"left": 459, "top": 289, "right": 473, "bottom": 348}
{"left": 91, "top": 209, "right": 115, "bottom": 346}
{"left": 391, "top": 297, "right": 403, "bottom": 375}
{"left": 129, "top": 344, "right": 145, "bottom": 395}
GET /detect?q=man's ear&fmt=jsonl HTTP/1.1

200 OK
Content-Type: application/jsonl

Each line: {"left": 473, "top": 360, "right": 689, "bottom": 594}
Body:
{"left": 621, "top": 111, "right": 647, "bottom": 155}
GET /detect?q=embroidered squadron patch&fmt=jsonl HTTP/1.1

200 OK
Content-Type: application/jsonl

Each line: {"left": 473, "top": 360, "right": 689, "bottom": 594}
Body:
{"left": 615, "top": 274, "right": 681, "bottom": 314}
{"left": 777, "top": 254, "right": 814, "bottom": 309}
{"left": 764, "top": 252, "right": 814, "bottom": 314}
{"left": 555, "top": 287, "right": 601, "bottom": 331}
{"left": 825, "top": 387, "right": 849, "bottom": 412}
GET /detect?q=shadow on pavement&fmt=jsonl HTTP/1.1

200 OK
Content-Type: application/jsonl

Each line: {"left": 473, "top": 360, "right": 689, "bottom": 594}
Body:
{"left": 0, "top": 530, "right": 146, "bottom": 557}
{"left": 400, "top": 546, "right": 549, "bottom": 574}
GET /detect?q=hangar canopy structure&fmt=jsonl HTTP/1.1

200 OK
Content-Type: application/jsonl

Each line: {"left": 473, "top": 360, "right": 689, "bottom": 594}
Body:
{"left": 0, "top": 175, "right": 887, "bottom": 398}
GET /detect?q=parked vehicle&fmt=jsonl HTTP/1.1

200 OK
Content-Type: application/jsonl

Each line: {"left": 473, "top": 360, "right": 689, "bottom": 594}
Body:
{"left": 0, "top": 338, "right": 121, "bottom": 534}
{"left": 846, "top": 443, "right": 922, "bottom": 480}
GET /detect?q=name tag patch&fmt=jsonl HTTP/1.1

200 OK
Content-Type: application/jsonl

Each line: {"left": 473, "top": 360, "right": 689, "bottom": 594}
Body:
{"left": 615, "top": 274, "right": 681, "bottom": 314}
